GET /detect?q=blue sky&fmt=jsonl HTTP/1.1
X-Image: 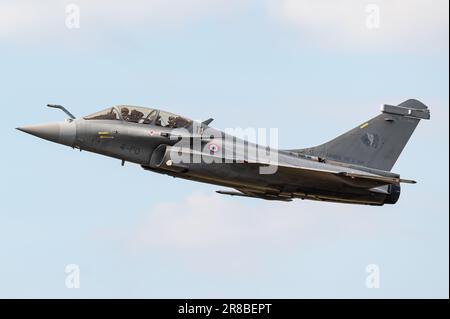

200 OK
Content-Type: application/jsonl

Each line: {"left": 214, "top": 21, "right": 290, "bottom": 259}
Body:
{"left": 0, "top": 0, "right": 448, "bottom": 298}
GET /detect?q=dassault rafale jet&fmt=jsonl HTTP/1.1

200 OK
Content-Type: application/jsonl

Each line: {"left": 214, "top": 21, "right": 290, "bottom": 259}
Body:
{"left": 17, "top": 99, "right": 430, "bottom": 205}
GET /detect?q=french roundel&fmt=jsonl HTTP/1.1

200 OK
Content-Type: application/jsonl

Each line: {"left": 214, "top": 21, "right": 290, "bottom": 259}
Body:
{"left": 207, "top": 143, "right": 221, "bottom": 153}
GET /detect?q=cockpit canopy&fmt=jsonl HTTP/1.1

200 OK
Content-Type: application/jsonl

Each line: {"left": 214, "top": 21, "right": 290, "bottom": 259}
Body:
{"left": 84, "top": 105, "right": 192, "bottom": 128}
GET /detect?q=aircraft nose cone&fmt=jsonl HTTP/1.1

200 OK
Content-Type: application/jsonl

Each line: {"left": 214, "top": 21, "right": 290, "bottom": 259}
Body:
{"left": 17, "top": 122, "right": 76, "bottom": 146}
{"left": 17, "top": 123, "right": 61, "bottom": 142}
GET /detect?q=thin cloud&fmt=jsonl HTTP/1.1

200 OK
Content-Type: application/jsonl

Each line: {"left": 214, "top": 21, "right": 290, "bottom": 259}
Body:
{"left": 0, "top": 0, "right": 250, "bottom": 44}
{"left": 266, "top": 0, "right": 449, "bottom": 51}
{"left": 118, "top": 192, "right": 400, "bottom": 274}
{"left": 2, "top": 0, "right": 448, "bottom": 52}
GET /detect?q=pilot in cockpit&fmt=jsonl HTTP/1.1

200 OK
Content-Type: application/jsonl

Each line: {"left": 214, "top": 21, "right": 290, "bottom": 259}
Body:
{"left": 121, "top": 107, "right": 130, "bottom": 121}
{"left": 128, "top": 109, "right": 144, "bottom": 123}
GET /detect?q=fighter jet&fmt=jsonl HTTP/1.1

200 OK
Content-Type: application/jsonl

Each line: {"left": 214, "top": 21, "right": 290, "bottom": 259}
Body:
{"left": 17, "top": 99, "right": 430, "bottom": 205}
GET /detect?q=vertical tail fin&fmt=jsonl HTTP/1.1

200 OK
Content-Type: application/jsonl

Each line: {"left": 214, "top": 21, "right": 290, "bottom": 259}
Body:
{"left": 292, "top": 99, "right": 430, "bottom": 171}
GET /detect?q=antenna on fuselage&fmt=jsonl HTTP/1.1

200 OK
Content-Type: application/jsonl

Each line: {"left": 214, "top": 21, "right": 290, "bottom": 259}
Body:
{"left": 202, "top": 118, "right": 214, "bottom": 126}
{"left": 47, "top": 104, "right": 76, "bottom": 119}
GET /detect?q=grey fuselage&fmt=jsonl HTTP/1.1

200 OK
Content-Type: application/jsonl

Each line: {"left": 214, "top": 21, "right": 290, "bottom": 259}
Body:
{"left": 24, "top": 114, "right": 400, "bottom": 206}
